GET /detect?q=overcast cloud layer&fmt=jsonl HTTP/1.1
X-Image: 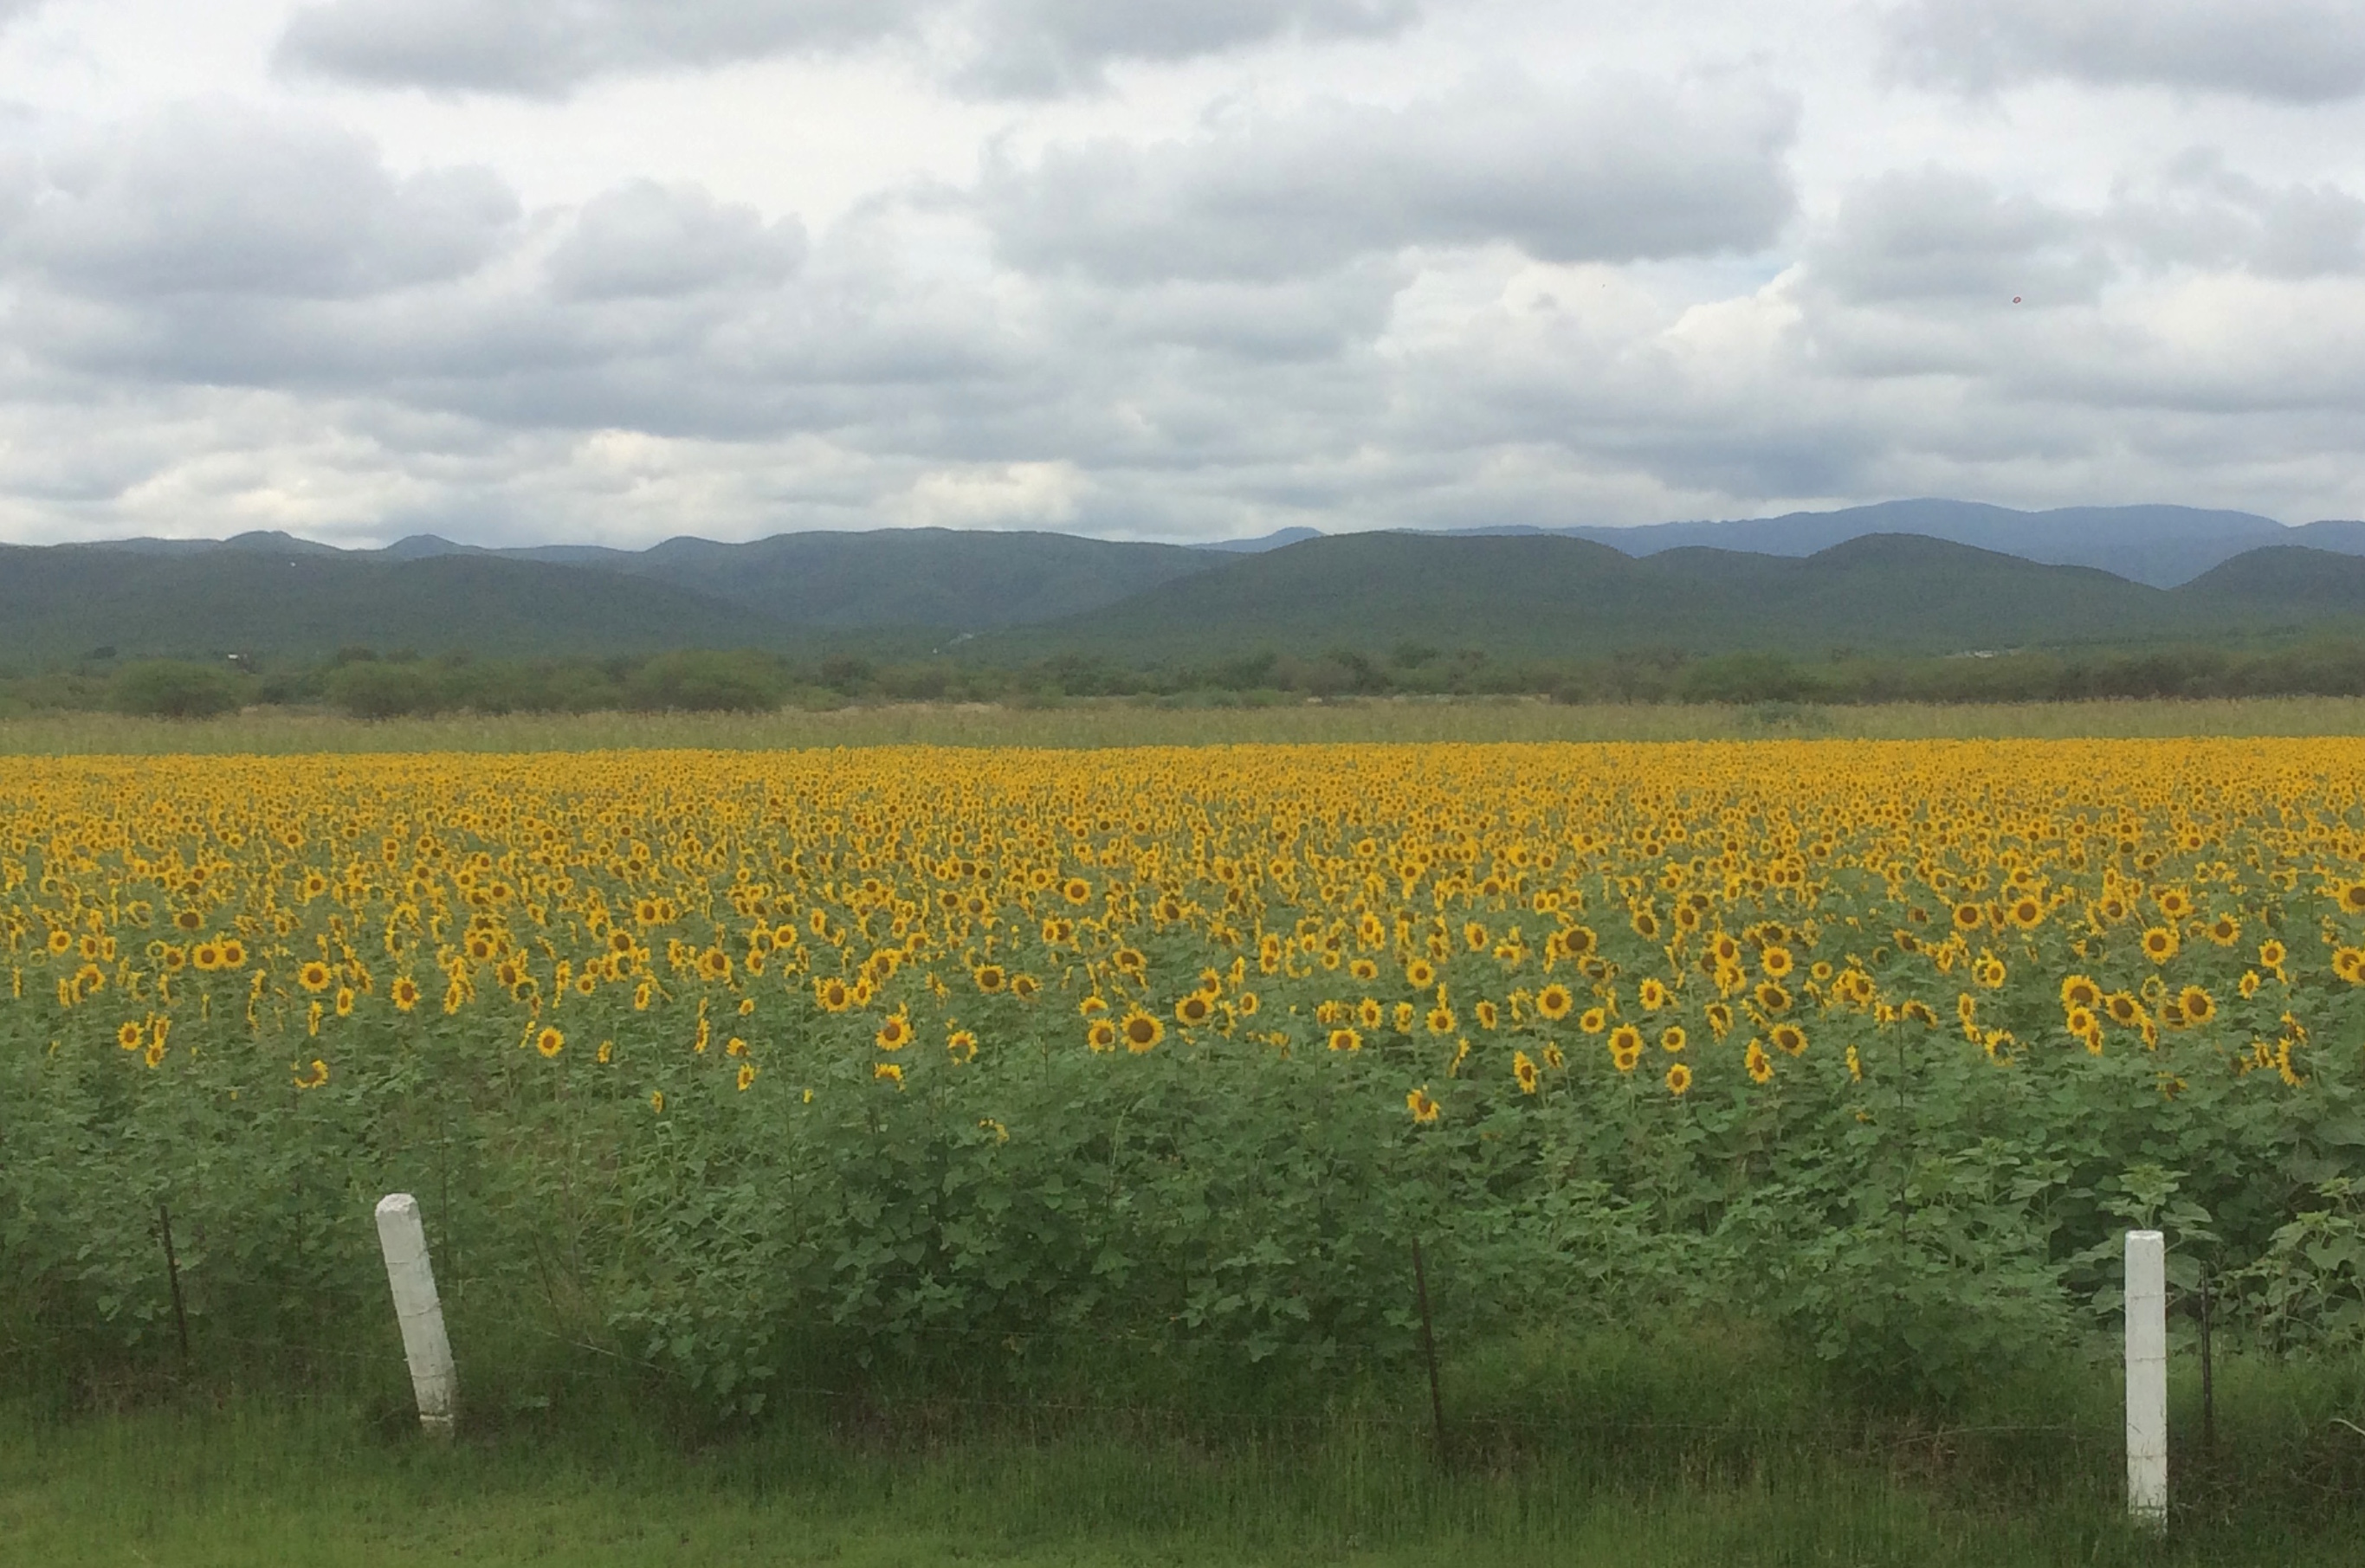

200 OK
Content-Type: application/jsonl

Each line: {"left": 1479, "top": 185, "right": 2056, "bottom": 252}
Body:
{"left": 2, "top": 0, "right": 2364, "bottom": 546}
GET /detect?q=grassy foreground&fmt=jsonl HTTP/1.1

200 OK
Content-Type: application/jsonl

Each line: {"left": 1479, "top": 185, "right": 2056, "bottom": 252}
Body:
{"left": 12, "top": 693, "right": 2365, "bottom": 754}
{"left": 0, "top": 1399, "right": 2350, "bottom": 1568}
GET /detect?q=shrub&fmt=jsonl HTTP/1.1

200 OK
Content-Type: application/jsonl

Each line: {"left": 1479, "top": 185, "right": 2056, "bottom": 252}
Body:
{"left": 109, "top": 661, "right": 242, "bottom": 719}
{"left": 325, "top": 661, "right": 446, "bottom": 719}
{"left": 627, "top": 651, "right": 785, "bottom": 713}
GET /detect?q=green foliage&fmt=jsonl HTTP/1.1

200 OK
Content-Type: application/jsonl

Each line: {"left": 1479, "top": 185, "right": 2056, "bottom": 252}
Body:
{"left": 107, "top": 661, "right": 242, "bottom": 719}
{"left": 624, "top": 652, "right": 786, "bottom": 713}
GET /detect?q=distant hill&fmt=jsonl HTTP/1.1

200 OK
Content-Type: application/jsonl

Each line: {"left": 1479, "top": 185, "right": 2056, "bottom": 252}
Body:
{"left": 24, "top": 516, "right": 2365, "bottom": 672}
{"left": 89, "top": 526, "right": 1224, "bottom": 630}
{"left": 978, "top": 532, "right": 2185, "bottom": 663}
{"left": 1532, "top": 500, "right": 2300, "bottom": 588}
{"left": 2176, "top": 545, "right": 2365, "bottom": 626}
{"left": 0, "top": 548, "right": 802, "bottom": 661}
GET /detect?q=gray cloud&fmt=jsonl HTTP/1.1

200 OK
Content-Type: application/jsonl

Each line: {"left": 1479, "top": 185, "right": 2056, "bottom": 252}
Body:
{"left": 1886, "top": 0, "right": 2365, "bottom": 103}
{"left": 951, "top": 0, "right": 1417, "bottom": 98}
{"left": 2116, "top": 151, "right": 2365, "bottom": 277}
{"left": 546, "top": 181, "right": 806, "bottom": 300}
{"left": 984, "top": 75, "right": 1798, "bottom": 281}
{"left": 275, "top": 0, "right": 917, "bottom": 98}
{"left": 1810, "top": 167, "right": 2112, "bottom": 307}
{"left": 1805, "top": 158, "right": 2365, "bottom": 327}
{"left": 274, "top": 0, "right": 1418, "bottom": 100}
{"left": 3, "top": 106, "right": 518, "bottom": 300}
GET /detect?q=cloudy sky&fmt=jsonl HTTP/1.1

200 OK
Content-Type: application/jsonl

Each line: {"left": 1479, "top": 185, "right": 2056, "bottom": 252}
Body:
{"left": 2, "top": 0, "right": 2363, "bottom": 547}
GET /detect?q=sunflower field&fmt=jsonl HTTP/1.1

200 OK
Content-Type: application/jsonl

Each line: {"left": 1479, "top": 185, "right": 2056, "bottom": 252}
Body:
{"left": 2, "top": 740, "right": 2362, "bottom": 1417}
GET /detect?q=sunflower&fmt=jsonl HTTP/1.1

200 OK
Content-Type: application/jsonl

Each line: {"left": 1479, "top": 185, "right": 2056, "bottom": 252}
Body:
{"left": 1607, "top": 1024, "right": 1643, "bottom": 1073}
{"left": 1754, "top": 980, "right": 1791, "bottom": 1014}
{"left": 1087, "top": 1018, "right": 1119, "bottom": 1052}
{"left": 1541, "top": 1042, "right": 1565, "bottom": 1069}
{"left": 2104, "top": 991, "right": 2144, "bottom": 1027}
{"left": 535, "top": 1026, "right": 564, "bottom": 1058}
{"left": 1638, "top": 978, "right": 1670, "bottom": 1010}
{"left": 1704, "top": 1001, "right": 1734, "bottom": 1039}
{"left": 874, "top": 1061, "right": 904, "bottom": 1086}
{"left": 1473, "top": 999, "right": 1500, "bottom": 1030}
{"left": 1951, "top": 903, "right": 1984, "bottom": 932}
{"left": 1011, "top": 973, "right": 1042, "bottom": 1001}
{"left": 815, "top": 976, "right": 853, "bottom": 1012}
{"left": 2259, "top": 939, "right": 2288, "bottom": 973}
{"left": 1425, "top": 1003, "right": 1456, "bottom": 1036}
{"left": 1660, "top": 1025, "right": 1687, "bottom": 1054}
{"left": 1329, "top": 1027, "right": 1363, "bottom": 1053}
{"left": 2140, "top": 926, "right": 2179, "bottom": 963}
{"left": 293, "top": 1058, "right": 329, "bottom": 1090}
{"left": 734, "top": 1062, "right": 757, "bottom": 1091}
{"left": 1349, "top": 958, "right": 1380, "bottom": 983}
{"left": 191, "top": 941, "right": 221, "bottom": 972}
{"left": 876, "top": 1012, "right": 914, "bottom": 1051}
{"left": 116, "top": 1020, "right": 144, "bottom": 1051}
{"left": 1174, "top": 992, "right": 1214, "bottom": 1027}
{"left": 1062, "top": 876, "right": 1092, "bottom": 906}
{"left": 2178, "top": 985, "right": 2215, "bottom": 1025}
{"left": 649, "top": 1090, "right": 665, "bottom": 1113}
{"left": 1744, "top": 1039, "right": 1774, "bottom": 1084}
{"left": 1770, "top": 1023, "right": 1806, "bottom": 1056}
{"left": 1405, "top": 1087, "right": 1441, "bottom": 1124}
{"left": 1665, "top": 1061, "right": 1693, "bottom": 1097}
{"left": 2059, "top": 974, "right": 2102, "bottom": 1010}
{"left": 1356, "top": 997, "right": 1384, "bottom": 1029}
{"left": 1759, "top": 945, "right": 1794, "bottom": 979}
{"left": 2206, "top": 913, "right": 2240, "bottom": 946}
{"left": 2007, "top": 895, "right": 2045, "bottom": 930}
{"left": 1405, "top": 958, "right": 1437, "bottom": 989}
{"left": 1535, "top": 983, "right": 1573, "bottom": 1022}
{"left": 1512, "top": 1050, "right": 1540, "bottom": 1094}
{"left": 1121, "top": 1009, "right": 1164, "bottom": 1053}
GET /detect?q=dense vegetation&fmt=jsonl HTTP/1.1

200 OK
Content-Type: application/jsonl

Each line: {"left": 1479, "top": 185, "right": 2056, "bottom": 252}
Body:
{"left": 5, "top": 733, "right": 2362, "bottom": 1562}
{"left": 27, "top": 632, "right": 2365, "bottom": 721}
{"left": 6, "top": 743, "right": 2363, "bottom": 1415}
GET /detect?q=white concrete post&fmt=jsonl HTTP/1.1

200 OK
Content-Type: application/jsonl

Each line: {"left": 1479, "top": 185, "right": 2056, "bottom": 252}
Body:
{"left": 374, "top": 1193, "right": 457, "bottom": 1440}
{"left": 2124, "top": 1229, "right": 2168, "bottom": 1530}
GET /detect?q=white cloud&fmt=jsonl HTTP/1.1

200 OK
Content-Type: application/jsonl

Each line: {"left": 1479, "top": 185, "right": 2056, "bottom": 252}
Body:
{"left": 2, "top": 0, "right": 2365, "bottom": 548}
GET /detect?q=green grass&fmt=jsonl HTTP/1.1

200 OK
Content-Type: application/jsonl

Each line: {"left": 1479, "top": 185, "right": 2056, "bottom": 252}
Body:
{"left": 10, "top": 694, "right": 2365, "bottom": 755}
{"left": 3, "top": 1397, "right": 2352, "bottom": 1568}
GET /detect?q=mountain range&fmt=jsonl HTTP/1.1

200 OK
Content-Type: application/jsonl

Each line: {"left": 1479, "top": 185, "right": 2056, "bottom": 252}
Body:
{"left": 10, "top": 501, "right": 2365, "bottom": 667}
